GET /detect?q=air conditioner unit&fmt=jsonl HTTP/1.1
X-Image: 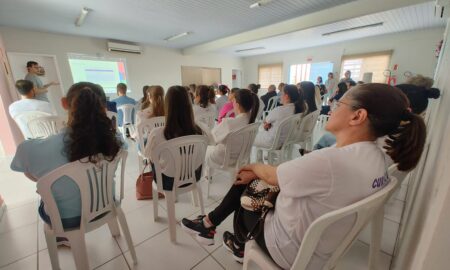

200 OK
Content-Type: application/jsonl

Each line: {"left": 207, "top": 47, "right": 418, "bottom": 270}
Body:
{"left": 107, "top": 42, "right": 141, "bottom": 54}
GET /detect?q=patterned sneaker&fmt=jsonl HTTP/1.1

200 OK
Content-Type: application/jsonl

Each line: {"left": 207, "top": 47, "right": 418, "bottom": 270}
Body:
{"left": 181, "top": 215, "right": 216, "bottom": 246}
{"left": 223, "top": 231, "right": 245, "bottom": 263}
{"left": 56, "top": 237, "right": 70, "bottom": 247}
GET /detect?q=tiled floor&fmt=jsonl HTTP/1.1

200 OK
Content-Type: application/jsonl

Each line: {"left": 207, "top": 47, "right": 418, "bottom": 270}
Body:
{"left": 0, "top": 144, "right": 393, "bottom": 270}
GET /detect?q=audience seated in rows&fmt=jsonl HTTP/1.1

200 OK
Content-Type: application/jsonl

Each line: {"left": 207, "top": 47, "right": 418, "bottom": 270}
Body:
{"left": 217, "top": 87, "right": 239, "bottom": 123}
{"left": 10, "top": 82, "right": 124, "bottom": 245}
{"left": 112, "top": 83, "right": 136, "bottom": 127}
{"left": 9, "top": 79, "right": 53, "bottom": 119}
{"left": 254, "top": 84, "right": 308, "bottom": 149}
{"left": 144, "top": 86, "right": 205, "bottom": 190}
{"left": 181, "top": 83, "right": 427, "bottom": 268}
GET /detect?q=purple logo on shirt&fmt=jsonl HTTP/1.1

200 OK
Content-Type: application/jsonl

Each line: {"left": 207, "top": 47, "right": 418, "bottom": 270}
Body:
{"left": 372, "top": 174, "right": 390, "bottom": 189}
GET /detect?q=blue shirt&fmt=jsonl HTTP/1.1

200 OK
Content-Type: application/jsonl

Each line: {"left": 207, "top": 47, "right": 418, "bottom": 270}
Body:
{"left": 10, "top": 130, "right": 127, "bottom": 220}
{"left": 111, "top": 96, "right": 136, "bottom": 126}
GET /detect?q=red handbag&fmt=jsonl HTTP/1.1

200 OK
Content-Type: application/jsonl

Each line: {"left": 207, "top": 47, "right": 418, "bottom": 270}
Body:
{"left": 136, "top": 167, "right": 164, "bottom": 200}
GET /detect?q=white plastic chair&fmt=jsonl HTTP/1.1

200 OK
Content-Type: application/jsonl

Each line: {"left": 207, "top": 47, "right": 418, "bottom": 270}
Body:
{"left": 243, "top": 177, "right": 398, "bottom": 270}
{"left": 106, "top": 111, "right": 118, "bottom": 128}
{"left": 255, "top": 114, "right": 298, "bottom": 165}
{"left": 262, "top": 96, "right": 279, "bottom": 121}
{"left": 137, "top": 116, "right": 165, "bottom": 173}
{"left": 296, "top": 110, "right": 320, "bottom": 151}
{"left": 196, "top": 111, "right": 216, "bottom": 129}
{"left": 36, "top": 151, "right": 137, "bottom": 270}
{"left": 151, "top": 135, "right": 208, "bottom": 242}
{"left": 27, "top": 115, "right": 66, "bottom": 139}
{"left": 117, "top": 104, "right": 136, "bottom": 137}
{"left": 205, "top": 122, "right": 260, "bottom": 197}
{"left": 13, "top": 111, "right": 52, "bottom": 139}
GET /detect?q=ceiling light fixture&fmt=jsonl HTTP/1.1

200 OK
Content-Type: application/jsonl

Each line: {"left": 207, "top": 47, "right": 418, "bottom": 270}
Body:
{"left": 235, "top": 47, "right": 265, "bottom": 53}
{"left": 322, "top": 22, "right": 384, "bottom": 36}
{"left": 75, "top": 7, "right": 91, "bottom": 27}
{"left": 164, "top": 32, "right": 192, "bottom": 41}
{"left": 250, "top": 0, "right": 273, "bottom": 9}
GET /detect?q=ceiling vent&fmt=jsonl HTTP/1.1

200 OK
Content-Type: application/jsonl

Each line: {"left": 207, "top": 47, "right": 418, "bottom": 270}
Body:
{"left": 107, "top": 42, "right": 141, "bottom": 54}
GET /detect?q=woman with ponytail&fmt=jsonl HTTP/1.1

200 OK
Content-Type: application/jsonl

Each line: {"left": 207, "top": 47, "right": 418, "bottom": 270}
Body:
{"left": 204, "top": 89, "right": 259, "bottom": 167}
{"left": 181, "top": 83, "right": 427, "bottom": 267}
{"left": 133, "top": 85, "right": 165, "bottom": 140}
{"left": 11, "top": 82, "right": 123, "bottom": 241}
{"left": 193, "top": 85, "right": 217, "bottom": 121}
{"left": 253, "top": 84, "right": 307, "bottom": 148}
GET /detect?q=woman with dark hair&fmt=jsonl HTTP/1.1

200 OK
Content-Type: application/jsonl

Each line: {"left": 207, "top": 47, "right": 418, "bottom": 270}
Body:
{"left": 205, "top": 89, "right": 260, "bottom": 166}
{"left": 11, "top": 82, "right": 123, "bottom": 243}
{"left": 181, "top": 83, "right": 426, "bottom": 267}
{"left": 329, "top": 82, "right": 348, "bottom": 103}
{"left": 395, "top": 84, "right": 440, "bottom": 116}
{"left": 299, "top": 81, "right": 318, "bottom": 113}
{"left": 248, "top": 83, "right": 264, "bottom": 120}
{"left": 254, "top": 84, "right": 308, "bottom": 148}
{"left": 144, "top": 86, "right": 204, "bottom": 189}
{"left": 216, "top": 85, "right": 229, "bottom": 116}
{"left": 217, "top": 88, "right": 239, "bottom": 123}
{"left": 137, "top": 85, "right": 150, "bottom": 110}
{"left": 208, "top": 86, "right": 217, "bottom": 105}
{"left": 193, "top": 85, "right": 217, "bottom": 122}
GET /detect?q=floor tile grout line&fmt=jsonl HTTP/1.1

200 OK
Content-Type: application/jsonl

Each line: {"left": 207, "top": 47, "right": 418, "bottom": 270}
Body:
{"left": 210, "top": 254, "right": 226, "bottom": 270}
{"left": 93, "top": 253, "right": 129, "bottom": 270}
{"left": 189, "top": 254, "right": 216, "bottom": 270}
{"left": 112, "top": 237, "right": 132, "bottom": 270}
{"left": 0, "top": 220, "right": 39, "bottom": 237}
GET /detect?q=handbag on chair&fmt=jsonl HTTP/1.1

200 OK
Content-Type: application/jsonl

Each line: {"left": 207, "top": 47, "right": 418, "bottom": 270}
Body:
{"left": 136, "top": 165, "right": 165, "bottom": 200}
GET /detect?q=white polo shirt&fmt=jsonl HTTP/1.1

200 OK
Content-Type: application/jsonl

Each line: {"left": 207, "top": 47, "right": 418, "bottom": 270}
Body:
{"left": 264, "top": 141, "right": 388, "bottom": 269}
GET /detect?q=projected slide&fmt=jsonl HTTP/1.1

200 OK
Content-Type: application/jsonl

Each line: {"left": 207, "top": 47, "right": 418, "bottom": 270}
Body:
{"left": 68, "top": 57, "right": 128, "bottom": 93}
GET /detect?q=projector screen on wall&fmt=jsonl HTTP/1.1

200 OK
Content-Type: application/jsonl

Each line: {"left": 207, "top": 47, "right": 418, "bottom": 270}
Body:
{"left": 68, "top": 55, "right": 129, "bottom": 94}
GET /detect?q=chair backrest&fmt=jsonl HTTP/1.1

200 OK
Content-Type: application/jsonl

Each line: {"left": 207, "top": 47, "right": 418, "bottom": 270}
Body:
{"left": 106, "top": 111, "right": 118, "bottom": 128}
{"left": 291, "top": 178, "right": 398, "bottom": 270}
{"left": 28, "top": 116, "right": 66, "bottom": 139}
{"left": 13, "top": 111, "right": 53, "bottom": 139}
{"left": 137, "top": 116, "right": 165, "bottom": 154}
{"left": 267, "top": 113, "right": 297, "bottom": 150}
{"left": 296, "top": 110, "right": 320, "bottom": 142}
{"left": 221, "top": 122, "right": 260, "bottom": 170}
{"left": 317, "top": 115, "right": 330, "bottom": 132}
{"left": 279, "top": 113, "right": 305, "bottom": 162}
{"left": 196, "top": 111, "right": 216, "bottom": 129}
{"left": 151, "top": 135, "right": 207, "bottom": 193}
{"left": 36, "top": 151, "right": 128, "bottom": 234}
{"left": 388, "top": 164, "right": 409, "bottom": 184}
{"left": 117, "top": 104, "right": 135, "bottom": 125}
{"left": 265, "top": 96, "right": 279, "bottom": 112}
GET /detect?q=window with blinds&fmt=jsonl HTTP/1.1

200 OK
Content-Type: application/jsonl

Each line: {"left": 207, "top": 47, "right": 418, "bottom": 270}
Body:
{"left": 258, "top": 64, "right": 282, "bottom": 89}
{"left": 340, "top": 51, "right": 392, "bottom": 83}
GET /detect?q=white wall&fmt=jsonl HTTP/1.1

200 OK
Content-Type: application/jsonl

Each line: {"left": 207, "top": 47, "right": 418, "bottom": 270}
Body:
{"left": 0, "top": 26, "right": 243, "bottom": 100}
{"left": 242, "top": 28, "right": 445, "bottom": 86}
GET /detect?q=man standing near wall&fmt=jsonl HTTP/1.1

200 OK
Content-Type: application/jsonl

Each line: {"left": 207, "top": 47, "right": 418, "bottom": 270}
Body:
{"left": 111, "top": 83, "right": 136, "bottom": 128}
{"left": 24, "top": 61, "right": 59, "bottom": 102}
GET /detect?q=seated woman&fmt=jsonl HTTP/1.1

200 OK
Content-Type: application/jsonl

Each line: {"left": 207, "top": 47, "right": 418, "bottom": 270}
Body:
{"left": 218, "top": 88, "right": 239, "bottom": 123}
{"left": 11, "top": 82, "right": 123, "bottom": 244}
{"left": 299, "top": 81, "right": 318, "bottom": 114}
{"left": 253, "top": 84, "right": 307, "bottom": 149}
{"left": 181, "top": 83, "right": 426, "bottom": 268}
{"left": 133, "top": 85, "right": 165, "bottom": 141}
{"left": 206, "top": 89, "right": 259, "bottom": 167}
{"left": 144, "top": 86, "right": 205, "bottom": 190}
{"left": 136, "top": 85, "right": 150, "bottom": 111}
{"left": 193, "top": 85, "right": 217, "bottom": 126}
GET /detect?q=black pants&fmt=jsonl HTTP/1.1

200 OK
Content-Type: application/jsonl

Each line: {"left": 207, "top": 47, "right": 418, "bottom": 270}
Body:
{"left": 208, "top": 184, "right": 270, "bottom": 256}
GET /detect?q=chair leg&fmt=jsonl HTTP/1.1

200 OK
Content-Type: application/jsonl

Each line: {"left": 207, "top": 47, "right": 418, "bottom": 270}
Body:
{"left": 165, "top": 192, "right": 177, "bottom": 243}
{"left": 196, "top": 185, "right": 205, "bottom": 215}
{"left": 369, "top": 208, "right": 384, "bottom": 270}
{"left": 44, "top": 229, "right": 61, "bottom": 270}
{"left": 152, "top": 185, "right": 159, "bottom": 221}
{"left": 116, "top": 207, "right": 138, "bottom": 265}
{"left": 107, "top": 218, "right": 121, "bottom": 237}
{"left": 191, "top": 190, "right": 199, "bottom": 207}
{"left": 256, "top": 149, "right": 263, "bottom": 163}
{"left": 66, "top": 233, "right": 89, "bottom": 270}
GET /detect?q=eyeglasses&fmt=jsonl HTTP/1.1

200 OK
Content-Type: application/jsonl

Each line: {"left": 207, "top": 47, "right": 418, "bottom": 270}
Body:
{"left": 331, "top": 100, "right": 353, "bottom": 111}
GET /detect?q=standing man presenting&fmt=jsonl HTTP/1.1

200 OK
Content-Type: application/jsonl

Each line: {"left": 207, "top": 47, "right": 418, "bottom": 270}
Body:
{"left": 24, "top": 61, "right": 59, "bottom": 102}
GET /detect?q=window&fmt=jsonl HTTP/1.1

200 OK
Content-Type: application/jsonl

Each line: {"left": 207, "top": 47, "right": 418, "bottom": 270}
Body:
{"left": 340, "top": 51, "right": 392, "bottom": 83}
{"left": 258, "top": 64, "right": 282, "bottom": 89}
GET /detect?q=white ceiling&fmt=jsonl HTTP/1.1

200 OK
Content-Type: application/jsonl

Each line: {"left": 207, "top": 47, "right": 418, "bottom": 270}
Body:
{"left": 0, "top": 0, "right": 356, "bottom": 49}
{"left": 219, "top": 1, "right": 447, "bottom": 56}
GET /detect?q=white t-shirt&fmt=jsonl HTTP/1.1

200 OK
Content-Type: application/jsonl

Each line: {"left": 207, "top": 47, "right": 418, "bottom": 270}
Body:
{"left": 264, "top": 141, "right": 388, "bottom": 269}
{"left": 9, "top": 98, "right": 53, "bottom": 119}
{"left": 254, "top": 103, "right": 295, "bottom": 148}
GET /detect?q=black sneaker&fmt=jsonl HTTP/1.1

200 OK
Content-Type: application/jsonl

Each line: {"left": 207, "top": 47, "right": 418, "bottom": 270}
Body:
{"left": 223, "top": 231, "right": 245, "bottom": 263}
{"left": 181, "top": 215, "right": 216, "bottom": 246}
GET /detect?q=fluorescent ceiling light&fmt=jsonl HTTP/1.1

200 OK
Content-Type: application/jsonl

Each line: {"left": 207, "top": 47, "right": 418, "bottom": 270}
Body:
{"left": 164, "top": 32, "right": 192, "bottom": 41}
{"left": 75, "top": 7, "right": 91, "bottom": 27}
{"left": 250, "top": 0, "right": 273, "bottom": 9}
{"left": 235, "top": 47, "right": 265, "bottom": 53}
{"left": 322, "top": 22, "right": 383, "bottom": 36}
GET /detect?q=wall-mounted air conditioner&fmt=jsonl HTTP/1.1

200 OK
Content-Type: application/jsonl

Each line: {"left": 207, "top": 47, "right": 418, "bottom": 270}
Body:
{"left": 107, "top": 42, "right": 141, "bottom": 54}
